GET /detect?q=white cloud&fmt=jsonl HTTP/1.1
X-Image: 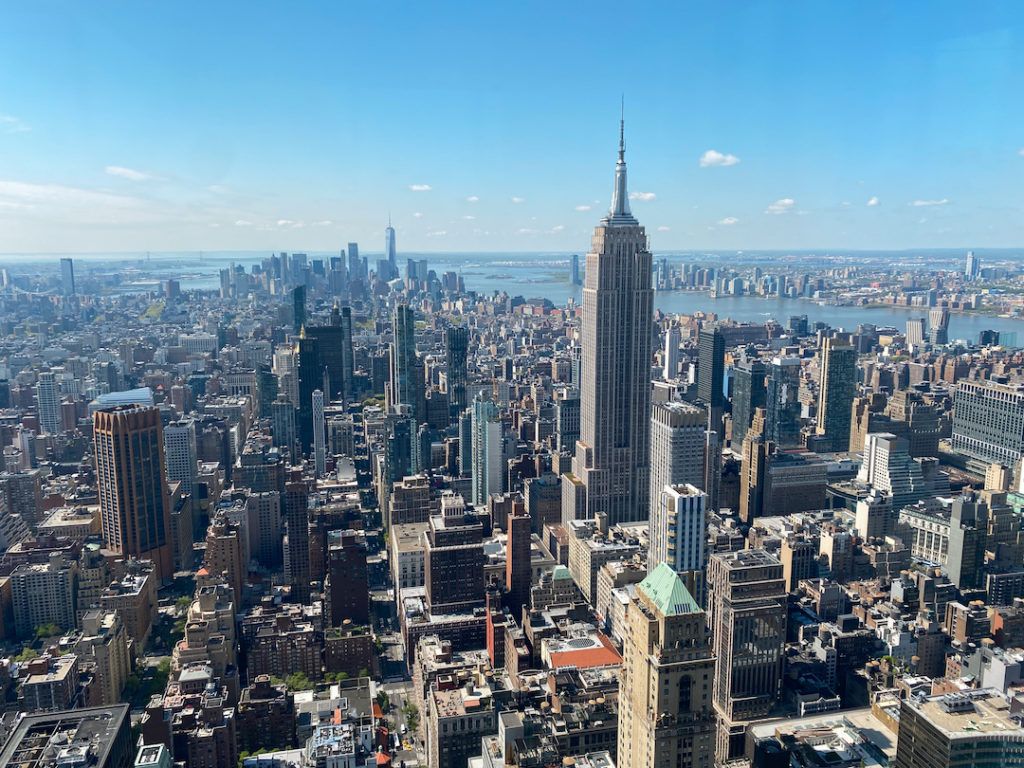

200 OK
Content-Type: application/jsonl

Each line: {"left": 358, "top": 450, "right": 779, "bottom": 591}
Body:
{"left": 427, "top": 229, "right": 447, "bottom": 237}
{"left": 312, "top": 219, "right": 333, "bottom": 226}
{"left": 0, "top": 115, "right": 30, "bottom": 134}
{"left": 462, "top": 215, "right": 476, "bottom": 220}
{"left": 207, "top": 184, "right": 229, "bottom": 194}
{"left": 0, "top": 179, "right": 141, "bottom": 209}
{"left": 718, "top": 216, "right": 739, "bottom": 226}
{"left": 105, "top": 165, "right": 157, "bottom": 182}
{"left": 412, "top": 212, "right": 424, "bottom": 218}
{"left": 911, "top": 198, "right": 949, "bottom": 207}
{"left": 511, "top": 196, "right": 525, "bottom": 204}
{"left": 1018, "top": 148, "right": 1024, "bottom": 157}
{"left": 408, "top": 183, "right": 432, "bottom": 192}
{"left": 629, "top": 191, "right": 656, "bottom": 201}
{"left": 765, "top": 198, "right": 795, "bottom": 214}
{"left": 276, "top": 219, "right": 305, "bottom": 228}
{"left": 575, "top": 204, "right": 592, "bottom": 212}
{"left": 517, "top": 227, "right": 538, "bottom": 234}
{"left": 551, "top": 224, "right": 565, "bottom": 232}
{"left": 234, "top": 219, "right": 253, "bottom": 227}
{"left": 866, "top": 196, "right": 879, "bottom": 207}
{"left": 466, "top": 195, "right": 479, "bottom": 202}
{"left": 699, "top": 149, "right": 740, "bottom": 167}
{"left": 657, "top": 226, "right": 671, "bottom": 232}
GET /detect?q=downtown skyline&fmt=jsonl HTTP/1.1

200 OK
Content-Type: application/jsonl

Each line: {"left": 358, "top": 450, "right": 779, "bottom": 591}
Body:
{"left": 1, "top": 2, "right": 1023, "bottom": 254}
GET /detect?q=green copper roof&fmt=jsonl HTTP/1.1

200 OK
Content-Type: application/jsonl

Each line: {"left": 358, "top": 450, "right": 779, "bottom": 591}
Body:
{"left": 638, "top": 563, "right": 700, "bottom": 616}
{"left": 552, "top": 565, "right": 571, "bottom": 581}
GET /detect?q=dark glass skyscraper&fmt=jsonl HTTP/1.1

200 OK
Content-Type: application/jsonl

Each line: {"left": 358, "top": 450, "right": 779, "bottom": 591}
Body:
{"left": 389, "top": 304, "right": 423, "bottom": 422}
{"left": 765, "top": 356, "right": 802, "bottom": 448}
{"left": 815, "top": 333, "right": 857, "bottom": 451}
{"left": 294, "top": 330, "right": 321, "bottom": 452}
{"left": 446, "top": 325, "right": 469, "bottom": 420}
{"left": 292, "top": 285, "right": 306, "bottom": 334}
{"left": 698, "top": 326, "right": 726, "bottom": 409}
{"left": 731, "top": 359, "right": 766, "bottom": 447}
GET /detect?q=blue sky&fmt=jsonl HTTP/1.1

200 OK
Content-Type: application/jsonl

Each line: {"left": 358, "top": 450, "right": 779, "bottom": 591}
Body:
{"left": 0, "top": 2, "right": 1022, "bottom": 253}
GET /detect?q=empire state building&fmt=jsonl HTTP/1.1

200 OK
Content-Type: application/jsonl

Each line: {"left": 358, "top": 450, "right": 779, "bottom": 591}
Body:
{"left": 563, "top": 118, "right": 653, "bottom": 525}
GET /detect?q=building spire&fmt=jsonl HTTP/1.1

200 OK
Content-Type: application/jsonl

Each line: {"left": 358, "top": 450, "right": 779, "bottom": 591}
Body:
{"left": 606, "top": 98, "right": 636, "bottom": 225}
{"left": 619, "top": 94, "right": 625, "bottom": 162}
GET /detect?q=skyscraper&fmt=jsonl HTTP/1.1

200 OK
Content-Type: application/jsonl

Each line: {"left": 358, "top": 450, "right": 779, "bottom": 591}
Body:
{"left": 906, "top": 317, "right": 926, "bottom": 346}
{"left": 389, "top": 304, "right": 423, "bottom": 421}
{"left": 59, "top": 257, "right": 76, "bottom": 296}
{"left": 965, "top": 249, "right": 981, "bottom": 281}
{"left": 649, "top": 484, "right": 707, "bottom": 585}
{"left": 471, "top": 395, "right": 503, "bottom": 507}
{"left": 271, "top": 395, "right": 297, "bottom": 457}
{"left": 618, "top": 563, "right": 716, "bottom": 768}
{"left": 564, "top": 115, "right": 653, "bottom": 525}
{"left": 815, "top": 333, "right": 857, "bottom": 452}
{"left": 305, "top": 305, "right": 347, "bottom": 400}
{"left": 663, "top": 325, "right": 682, "bottom": 380}
{"left": 706, "top": 549, "right": 787, "bottom": 762}
{"left": 505, "top": 502, "right": 532, "bottom": 619}
{"left": 649, "top": 400, "right": 706, "bottom": 526}
{"left": 36, "top": 371, "right": 62, "bottom": 435}
{"left": 384, "top": 217, "right": 398, "bottom": 280}
{"left": 339, "top": 305, "right": 355, "bottom": 402}
{"left": 163, "top": 419, "right": 198, "bottom": 508}
{"left": 291, "top": 285, "right": 306, "bottom": 334}
{"left": 731, "top": 358, "right": 766, "bottom": 447}
{"left": 283, "top": 479, "right": 310, "bottom": 603}
{"left": 765, "top": 356, "right": 802, "bottom": 448}
{"left": 93, "top": 405, "right": 173, "bottom": 580}
{"left": 346, "top": 242, "right": 361, "bottom": 281}
{"left": 312, "top": 389, "right": 325, "bottom": 477}
{"left": 697, "top": 325, "right": 726, "bottom": 410}
{"left": 570, "top": 253, "right": 581, "bottom": 285}
{"left": 326, "top": 529, "right": 369, "bottom": 626}
{"left": 929, "top": 307, "right": 950, "bottom": 345}
{"left": 446, "top": 325, "right": 469, "bottom": 420}
{"left": 294, "top": 330, "right": 321, "bottom": 453}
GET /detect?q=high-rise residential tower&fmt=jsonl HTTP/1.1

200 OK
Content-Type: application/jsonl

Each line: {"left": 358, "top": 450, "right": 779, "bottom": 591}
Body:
{"left": 312, "top": 389, "right": 326, "bottom": 477}
{"left": 618, "top": 563, "right": 716, "bottom": 768}
{"left": 163, "top": 419, "right": 198, "bottom": 508}
{"left": 94, "top": 405, "right": 173, "bottom": 580}
{"left": 563, "top": 116, "right": 653, "bottom": 525}
{"left": 283, "top": 479, "right": 310, "bottom": 603}
{"left": 929, "top": 307, "right": 950, "bottom": 345}
{"left": 663, "top": 325, "right": 682, "bottom": 380}
{"left": 36, "top": 371, "right": 62, "bottom": 435}
{"left": 965, "top": 249, "right": 981, "bottom": 281}
{"left": 471, "top": 394, "right": 503, "bottom": 507}
{"left": 389, "top": 304, "right": 423, "bottom": 422}
{"left": 815, "top": 333, "right": 857, "bottom": 452}
{"left": 649, "top": 484, "right": 707, "bottom": 590}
